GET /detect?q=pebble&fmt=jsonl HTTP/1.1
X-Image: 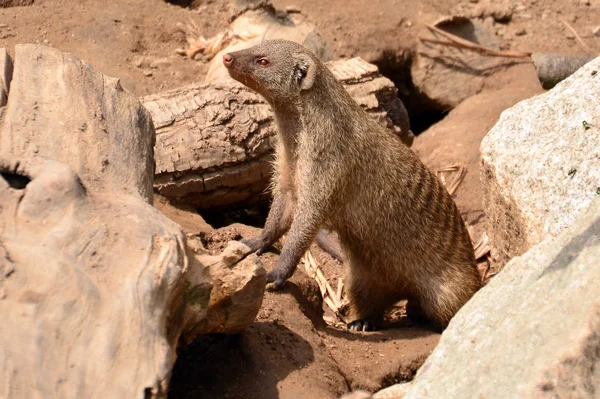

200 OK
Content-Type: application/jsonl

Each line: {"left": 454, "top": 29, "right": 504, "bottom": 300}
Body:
{"left": 143, "top": 70, "right": 153, "bottom": 77}
{"left": 150, "top": 58, "right": 172, "bottom": 69}
{"left": 593, "top": 26, "right": 600, "bottom": 37}
{"left": 515, "top": 28, "right": 527, "bottom": 36}
{"left": 132, "top": 56, "right": 145, "bottom": 68}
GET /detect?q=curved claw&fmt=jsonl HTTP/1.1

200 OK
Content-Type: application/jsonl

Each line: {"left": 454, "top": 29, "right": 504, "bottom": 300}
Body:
{"left": 347, "top": 319, "right": 377, "bottom": 332}
{"left": 241, "top": 237, "right": 267, "bottom": 255}
{"left": 266, "top": 270, "right": 287, "bottom": 290}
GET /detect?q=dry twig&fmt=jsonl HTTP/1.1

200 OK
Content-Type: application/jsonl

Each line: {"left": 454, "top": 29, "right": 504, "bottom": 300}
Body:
{"left": 421, "top": 24, "right": 532, "bottom": 59}
{"left": 473, "top": 232, "right": 490, "bottom": 260}
{"left": 560, "top": 19, "right": 593, "bottom": 53}
{"left": 436, "top": 164, "right": 467, "bottom": 196}
{"left": 301, "top": 250, "right": 348, "bottom": 324}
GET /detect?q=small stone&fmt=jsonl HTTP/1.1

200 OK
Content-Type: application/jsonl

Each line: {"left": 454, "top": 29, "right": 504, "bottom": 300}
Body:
{"left": 405, "top": 20, "right": 413, "bottom": 27}
{"left": 0, "top": 24, "right": 8, "bottom": 29}
{"left": 515, "top": 28, "right": 527, "bottom": 36}
{"left": 142, "top": 70, "right": 153, "bottom": 77}
{"left": 132, "top": 56, "right": 145, "bottom": 68}
{"left": 593, "top": 26, "right": 600, "bottom": 37}
{"left": 483, "top": 16, "right": 495, "bottom": 28}
{"left": 149, "top": 58, "right": 172, "bottom": 69}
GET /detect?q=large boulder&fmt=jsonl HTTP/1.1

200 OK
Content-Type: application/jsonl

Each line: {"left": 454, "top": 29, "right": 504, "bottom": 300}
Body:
{"left": 400, "top": 197, "right": 600, "bottom": 398}
{"left": 481, "top": 56, "right": 600, "bottom": 268}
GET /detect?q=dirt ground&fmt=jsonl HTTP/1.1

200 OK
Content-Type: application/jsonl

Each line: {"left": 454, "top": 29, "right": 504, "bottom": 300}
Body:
{"left": 170, "top": 224, "right": 440, "bottom": 399}
{"left": 1, "top": 0, "right": 599, "bottom": 397}
{"left": 1, "top": 0, "right": 597, "bottom": 97}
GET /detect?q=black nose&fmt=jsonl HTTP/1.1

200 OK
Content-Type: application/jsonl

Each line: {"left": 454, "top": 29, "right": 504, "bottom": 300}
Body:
{"left": 223, "top": 53, "right": 234, "bottom": 67}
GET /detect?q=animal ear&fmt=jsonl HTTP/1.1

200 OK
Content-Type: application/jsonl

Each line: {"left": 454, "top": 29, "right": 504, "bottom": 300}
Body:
{"left": 293, "top": 54, "right": 316, "bottom": 91}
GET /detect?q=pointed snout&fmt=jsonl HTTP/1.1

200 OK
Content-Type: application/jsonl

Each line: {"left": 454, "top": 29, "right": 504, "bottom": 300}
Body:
{"left": 223, "top": 53, "right": 234, "bottom": 68}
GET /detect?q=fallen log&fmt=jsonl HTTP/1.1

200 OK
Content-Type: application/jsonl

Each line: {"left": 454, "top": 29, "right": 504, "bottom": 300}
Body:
{"left": 144, "top": 57, "right": 413, "bottom": 209}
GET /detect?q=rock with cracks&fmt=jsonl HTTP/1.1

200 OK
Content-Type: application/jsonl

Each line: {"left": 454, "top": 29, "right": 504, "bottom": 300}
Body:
{"left": 143, "top": 57, "right": 413, "bottom": 209}
{"left": 481, "top": 56, "right": 600, "bottom": 268}
{"left": 0, "top": 44, "right": 265, "bottom": 399}
{"left": 400, "top": 197, "right": 600, "bottom": 398}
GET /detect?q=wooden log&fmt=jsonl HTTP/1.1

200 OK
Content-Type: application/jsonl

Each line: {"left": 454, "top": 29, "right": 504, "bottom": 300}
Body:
{"left": 0, "top": 45, "right": 265, "bottom": 399}
{"left": 144, "top": 57, "right": 413, "bottom": 209}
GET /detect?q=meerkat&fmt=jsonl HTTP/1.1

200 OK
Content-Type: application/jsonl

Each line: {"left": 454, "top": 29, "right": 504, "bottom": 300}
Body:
{"left": 223, "top": 40, "right": 481, "bottom": 331}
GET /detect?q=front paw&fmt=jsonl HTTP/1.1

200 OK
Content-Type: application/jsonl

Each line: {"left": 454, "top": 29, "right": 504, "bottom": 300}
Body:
{"left": 266, "top": 270, "right": 288, "bottom": 290}
{"left": 347, "top": 318, "right": 377, "bottom": 332}
{"left": 240, "top": 237, "right": 267, "bottom": 254}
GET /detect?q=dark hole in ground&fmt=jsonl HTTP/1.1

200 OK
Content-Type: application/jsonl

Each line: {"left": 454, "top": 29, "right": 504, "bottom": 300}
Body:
{"left": 1, "top": 172, "right": 31, "bottom": 190}
{"left": 199, "top": 202, "right": 269, "bottom": 229}
{"left": 371, "top": 49, "right": 447, "bottom": 135}
{"left": 169, "top": 324, "right": 315, "bottom": 399}
{"left": 162, "top": 0, "right": 210, "bottom": 8}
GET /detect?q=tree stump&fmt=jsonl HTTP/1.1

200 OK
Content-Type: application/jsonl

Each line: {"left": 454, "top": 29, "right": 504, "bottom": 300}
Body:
{"left": 0, "top": 44, "right": 265, "bottom": 399}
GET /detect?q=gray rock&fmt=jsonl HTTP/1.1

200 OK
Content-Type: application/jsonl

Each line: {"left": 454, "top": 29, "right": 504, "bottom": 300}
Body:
{"left": 403, "top": 198, "right": 600, "bottom": 399}
{"left": 481, "top": 56, "right": 600, "bottom": 268}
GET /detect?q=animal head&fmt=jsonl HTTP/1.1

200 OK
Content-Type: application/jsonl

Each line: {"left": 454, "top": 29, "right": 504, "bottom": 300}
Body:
{"left": 223, "top": 40, "right": 318, "bottom": 103}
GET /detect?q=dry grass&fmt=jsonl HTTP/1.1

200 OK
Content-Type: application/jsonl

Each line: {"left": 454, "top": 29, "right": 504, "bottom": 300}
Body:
{"left": 435, "top": 164, "right": 467, "bottom": 196}
{"left": 302, "top": 250, "right": 349, "bottom": 326}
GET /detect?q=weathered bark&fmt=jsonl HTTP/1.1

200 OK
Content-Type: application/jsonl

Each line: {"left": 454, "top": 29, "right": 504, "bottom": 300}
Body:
{"left": 0, "top": 44, "right": 155, "bottom": 202}
{"left": 0, "top": 48, "right": 11, "bottom": 108}
{"left": 144, "top": 57, "right": 413, "bottom": 209}
{"left": 0, "top": 44, "right": 265, "bottom": 399}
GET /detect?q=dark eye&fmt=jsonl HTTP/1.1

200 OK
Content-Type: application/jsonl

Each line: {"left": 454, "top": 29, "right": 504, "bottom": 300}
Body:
{"left": 256, "top": 57, "right": 270, "bottom": 67}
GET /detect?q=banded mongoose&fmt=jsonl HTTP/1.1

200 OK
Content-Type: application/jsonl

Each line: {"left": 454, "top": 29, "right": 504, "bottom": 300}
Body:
{"left": 223, "top": 40, "right": 481, "bottom": 331}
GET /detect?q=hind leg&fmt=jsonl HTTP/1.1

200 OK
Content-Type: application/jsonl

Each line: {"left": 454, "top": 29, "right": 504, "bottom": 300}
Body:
{"left": 414, "top": 269, "right": 480, "bottom": 328}
{"left": 345, "top": 271, "right": 397, "bottom": 332}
